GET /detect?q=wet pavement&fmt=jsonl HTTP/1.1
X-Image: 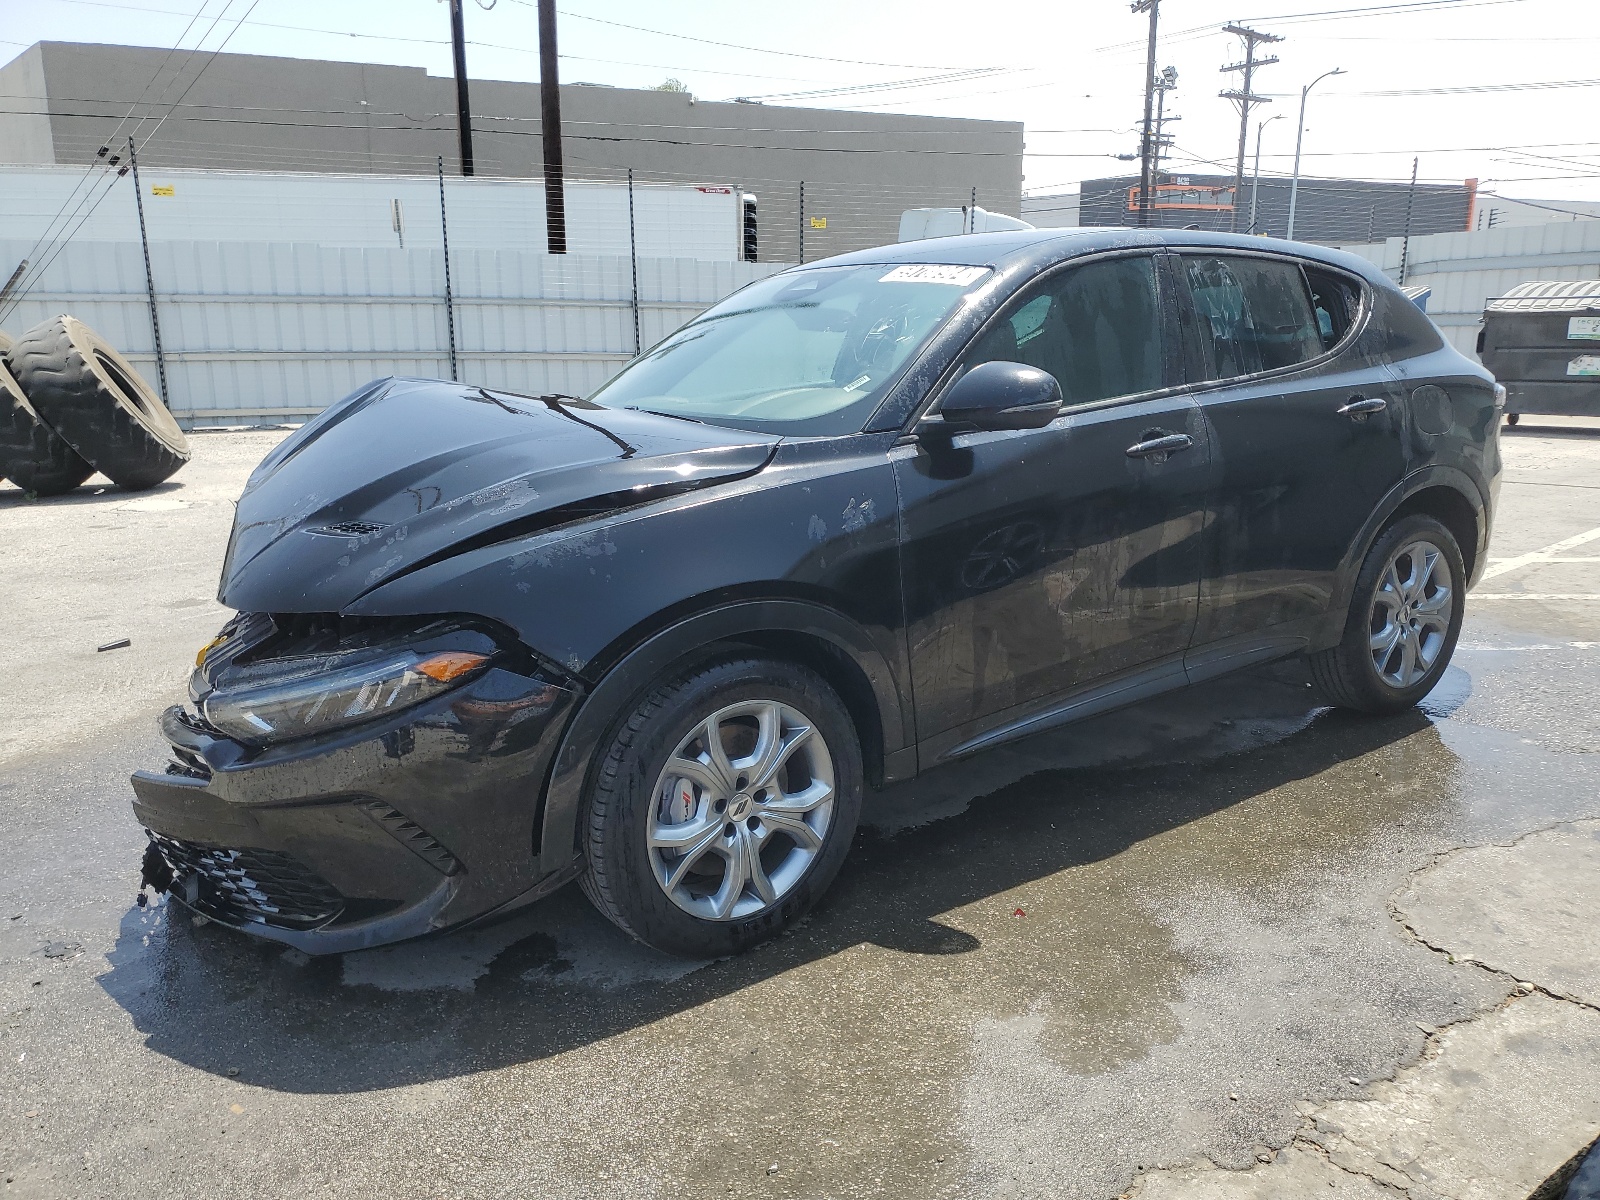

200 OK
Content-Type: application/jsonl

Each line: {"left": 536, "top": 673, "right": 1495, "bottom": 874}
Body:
{"left": 2, "top": 419, "right": 1598, "bottom": 1199}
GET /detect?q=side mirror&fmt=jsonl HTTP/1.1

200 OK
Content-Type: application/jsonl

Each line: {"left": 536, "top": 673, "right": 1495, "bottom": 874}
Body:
{"left": 937, "top": 361, "right": 1063, "bottom": 431}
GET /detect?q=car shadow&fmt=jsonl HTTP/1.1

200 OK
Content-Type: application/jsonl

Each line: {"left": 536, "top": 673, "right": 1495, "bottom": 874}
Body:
{"left": 96, "top": 662, "right": 1452, "bottom": 1095}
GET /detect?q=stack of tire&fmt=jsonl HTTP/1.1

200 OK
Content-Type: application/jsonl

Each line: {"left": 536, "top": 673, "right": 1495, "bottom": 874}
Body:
{"left": 0, "top": 315, "right": 190, "bottom": 496}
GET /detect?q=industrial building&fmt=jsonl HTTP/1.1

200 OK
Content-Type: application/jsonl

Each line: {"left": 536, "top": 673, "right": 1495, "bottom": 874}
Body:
{"left": 1063, "top": 172, "right": 1478, "bottom": 244}
{"left": 0, "top": 41, "right": 1023, "bottom": 261}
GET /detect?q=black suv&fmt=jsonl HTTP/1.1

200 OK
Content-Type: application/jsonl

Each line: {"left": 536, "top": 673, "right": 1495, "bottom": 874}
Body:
{"left": 132, "top": 229, "right": 1501, "bottom": 958}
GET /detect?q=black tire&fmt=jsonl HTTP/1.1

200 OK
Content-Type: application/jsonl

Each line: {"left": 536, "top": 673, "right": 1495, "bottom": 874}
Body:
{"left": 579, "top": 656, "right": 863, "bottom": 958}
{"left": 1309, "top": 514, "right": 1466, "bottom": 714}
{"left": 0, "top": 357, "right": 94, "bottom": 495}
{"left": 1505, "top": 412, "right": 1520, "bottom": 426}
{"left": 6, "top": 315, "right": 189, "bottom": 491}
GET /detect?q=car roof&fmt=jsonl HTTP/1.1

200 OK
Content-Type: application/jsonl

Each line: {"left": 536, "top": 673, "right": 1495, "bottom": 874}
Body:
{"left": 806, "top": 226, "right": 1386, "bottom": 284}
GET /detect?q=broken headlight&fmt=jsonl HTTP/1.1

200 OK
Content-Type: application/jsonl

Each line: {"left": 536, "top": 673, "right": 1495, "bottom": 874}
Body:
{"left": 198, "top": 646, "right": 490, "bottom": 745}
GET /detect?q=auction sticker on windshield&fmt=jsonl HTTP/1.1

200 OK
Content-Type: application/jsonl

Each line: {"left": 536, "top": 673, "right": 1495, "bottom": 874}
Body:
{"left": 879, "top": 264, "right": 989, "bottom": 286}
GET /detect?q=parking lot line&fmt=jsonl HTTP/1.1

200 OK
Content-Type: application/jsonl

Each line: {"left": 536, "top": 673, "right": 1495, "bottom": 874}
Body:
{"left": 1478, "top": 524, "right": 1600, "bottom": 581}
{"left": 1487, "top": 556, "right": 1600, "bottom": 564}
{"left": 1471, "top": 594, "right": 1600, "bottom": 600}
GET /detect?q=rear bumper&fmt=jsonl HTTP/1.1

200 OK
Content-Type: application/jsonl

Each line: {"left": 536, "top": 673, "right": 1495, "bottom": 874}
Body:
{"left": 130, "top": 665, "right": 581, "bottom": 954}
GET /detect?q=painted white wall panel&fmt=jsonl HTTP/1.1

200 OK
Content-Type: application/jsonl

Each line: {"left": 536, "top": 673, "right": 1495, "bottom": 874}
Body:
{"left": 0, "top": 235, "right": 785, "bottom": 423}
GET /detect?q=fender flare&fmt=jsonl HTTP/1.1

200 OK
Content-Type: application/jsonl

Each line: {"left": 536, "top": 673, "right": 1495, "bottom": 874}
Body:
{"left": 1323, "top": 464, "right": 1489, "bottom": 646}
{"left": 534, "top": 599, "right": 910, "bottom": 875}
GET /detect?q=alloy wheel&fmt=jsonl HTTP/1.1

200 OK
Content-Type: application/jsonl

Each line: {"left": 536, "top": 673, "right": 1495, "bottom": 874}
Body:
{"left": 1368, "top": 537, "right": 1454, "bottom": 689}
{"left": 647, "top": 699, "right": 836, "bottom": 921}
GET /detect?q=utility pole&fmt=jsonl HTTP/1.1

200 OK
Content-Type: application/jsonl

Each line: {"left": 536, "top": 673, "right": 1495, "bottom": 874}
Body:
{"left": 537, "top": 0, "right": 567, "bottom": 253}
{"left": 1219, "top": 24, "right": 1281, "bottom": 233}
{"left": 1132, "top": 0, "right": 1160, "bottom": 227}
{"left": 447, "top": 0, "right": 474, "bottom": 176}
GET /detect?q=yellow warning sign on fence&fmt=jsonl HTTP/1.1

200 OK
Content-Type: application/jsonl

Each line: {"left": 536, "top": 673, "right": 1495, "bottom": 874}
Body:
{"left": 151, "top": 184, "right": 175, "bottom": 197}
{"left": 809, "top": 216, "right": 827, "bottom": 229}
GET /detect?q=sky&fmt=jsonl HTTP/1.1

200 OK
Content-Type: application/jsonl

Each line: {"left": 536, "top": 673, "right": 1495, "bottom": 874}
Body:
{"left": 3, "top": 0, "right": 1599, "bottom": 206}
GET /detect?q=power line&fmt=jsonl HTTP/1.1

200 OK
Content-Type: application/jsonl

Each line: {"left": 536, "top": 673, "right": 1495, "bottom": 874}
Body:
{"left": 536, "top": 4, "right": 981, "bottom": 71}
{"left": 730, "top": 69, "right": 1016, "bottom": 104}
{"left": 6, "top": 93, "right": 1022, "bottom": 136}
{"left": 1349, "top": 76, "right": 1600, "bottom": 98}
{"left": 1, "top": 105, "right": 1023, "bottom": 155}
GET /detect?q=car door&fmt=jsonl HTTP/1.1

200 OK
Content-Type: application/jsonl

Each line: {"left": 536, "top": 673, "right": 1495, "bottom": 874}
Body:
{"left": 894, "top": 251, "right": 1212, "bottom": 759}
{"left": 1172, "top": 251, "right": 1408, "bottom": 660}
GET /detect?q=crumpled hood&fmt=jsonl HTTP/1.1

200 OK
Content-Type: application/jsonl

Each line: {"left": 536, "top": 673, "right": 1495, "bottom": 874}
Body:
{"left": 219, "top": 378, "right": 779, "bottom": 614}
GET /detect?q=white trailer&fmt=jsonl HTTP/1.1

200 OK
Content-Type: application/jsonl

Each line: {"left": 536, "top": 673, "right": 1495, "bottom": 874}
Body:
{"left": 0, "top": 166, "right": 751, "bottom": 262}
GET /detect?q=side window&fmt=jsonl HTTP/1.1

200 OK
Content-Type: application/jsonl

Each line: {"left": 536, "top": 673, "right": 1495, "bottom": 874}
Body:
{"left": 1304, "top": 266, "right": 1361, "bottom": 350}
{"left": 1182, "top": 255, "right": 1325, "bottom": 380}
{"left": 963, "top": 255, "right": 1164, "bottom": 407}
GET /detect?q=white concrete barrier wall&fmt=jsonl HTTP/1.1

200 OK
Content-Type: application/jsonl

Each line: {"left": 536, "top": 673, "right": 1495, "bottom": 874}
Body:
{"left": 0, "top": 237, "right": 788, "bottom": 424}
{"left": 1337, "top": 221, "right": 1600, "bottom": 362}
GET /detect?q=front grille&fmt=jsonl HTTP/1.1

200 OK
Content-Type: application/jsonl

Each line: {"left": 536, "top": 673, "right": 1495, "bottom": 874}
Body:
{"left": 148, "top": 832, "right": 345, "bottom": 930}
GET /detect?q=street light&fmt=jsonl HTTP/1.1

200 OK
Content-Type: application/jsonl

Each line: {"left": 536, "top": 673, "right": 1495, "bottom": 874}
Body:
{"left": 1285, "top": 67, "right": 1345, "bottom": 242}
{"left": 1250, "top": 113, "right": 1283, "bottom": 234}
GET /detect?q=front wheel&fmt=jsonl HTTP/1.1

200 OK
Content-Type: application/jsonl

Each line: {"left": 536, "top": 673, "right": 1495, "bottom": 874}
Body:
{"left": 1309, "top": 514, "right": 1467, "bottom": 714}
{"left": 579, "top": 657, "right": 863, "bottom": 957}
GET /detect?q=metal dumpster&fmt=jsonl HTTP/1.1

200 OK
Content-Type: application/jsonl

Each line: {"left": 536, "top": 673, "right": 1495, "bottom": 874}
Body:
{"left": 1479, "top": 279, "right": 1600, "bottom": 424}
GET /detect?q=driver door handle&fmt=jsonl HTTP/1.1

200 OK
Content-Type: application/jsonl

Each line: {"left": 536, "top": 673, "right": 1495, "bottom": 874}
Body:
{"left": 1337, "top": 396, "right": 1388, "bottom": 419}
{"left": 1126, "top": 432, "right": 1194, "bottom": 460}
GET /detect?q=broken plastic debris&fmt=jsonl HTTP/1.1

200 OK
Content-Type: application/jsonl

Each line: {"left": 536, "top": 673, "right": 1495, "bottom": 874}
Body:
{"left": 97, "top": 637, "right": 131, "bottom": 652}
{"left": 1012, "top": 908, "right": 1026, "bottom": 917}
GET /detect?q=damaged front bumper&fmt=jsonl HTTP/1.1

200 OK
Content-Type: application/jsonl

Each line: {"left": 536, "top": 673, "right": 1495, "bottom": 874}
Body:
{"left": 131, "top": 661, "right": 582, "bottom": 954}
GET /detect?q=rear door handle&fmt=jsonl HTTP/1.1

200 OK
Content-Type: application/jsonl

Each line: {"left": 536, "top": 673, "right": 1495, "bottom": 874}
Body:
{"left": 1126, "top": 432, "right": 1194, "bottom": 460}
{"left": 1337, "top": 396, "right": 1388, "bottom": 419}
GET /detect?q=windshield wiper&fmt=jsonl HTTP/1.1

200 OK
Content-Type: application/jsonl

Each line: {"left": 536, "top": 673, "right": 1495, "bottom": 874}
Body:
{"left": 626, "top": 406, "right": 707, "bottom": 425}
{"left": 474, "top": 387, "right": 637, "bottom": 458}
{"left": 535, "top": 393, "right": 637, "bottom": 458}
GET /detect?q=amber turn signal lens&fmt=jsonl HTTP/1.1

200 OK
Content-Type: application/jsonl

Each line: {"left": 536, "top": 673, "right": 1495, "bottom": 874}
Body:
{"left": 196, "top": 634, "right": 229, "bottom": 666}
{"left": 414, "top": 651, "right": 490, "bottom": 683}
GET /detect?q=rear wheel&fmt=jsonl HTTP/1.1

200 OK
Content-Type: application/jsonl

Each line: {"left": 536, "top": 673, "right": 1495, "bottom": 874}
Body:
{"left": 579, "top": 657, "right": 862, "bottom": 958}
{"left": 1309, "top": 514, "right": 1466, "bottom": 713}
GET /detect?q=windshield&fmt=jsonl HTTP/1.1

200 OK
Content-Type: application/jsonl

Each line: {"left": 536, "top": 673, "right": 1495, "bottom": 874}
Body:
{"left": 588, "top": 263, "right": 990, "bottom": 435}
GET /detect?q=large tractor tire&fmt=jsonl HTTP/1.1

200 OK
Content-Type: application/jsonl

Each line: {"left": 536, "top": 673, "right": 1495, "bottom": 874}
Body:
{"left": 7, "top": 316, "right": 189, "bottom": 491}
{"left": 0, "top": 357, "right": 94, "bottom": 495}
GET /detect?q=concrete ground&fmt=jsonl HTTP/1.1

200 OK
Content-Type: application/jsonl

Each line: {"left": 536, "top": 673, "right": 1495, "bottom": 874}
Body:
{"left": 2, "top": 418, "right": 1598, "bottom": 1200}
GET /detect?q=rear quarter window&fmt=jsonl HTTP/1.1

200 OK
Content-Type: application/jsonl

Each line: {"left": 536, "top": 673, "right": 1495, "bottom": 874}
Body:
{"left": 1304, "top": 266, "right": 1363, "bottom": 350}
